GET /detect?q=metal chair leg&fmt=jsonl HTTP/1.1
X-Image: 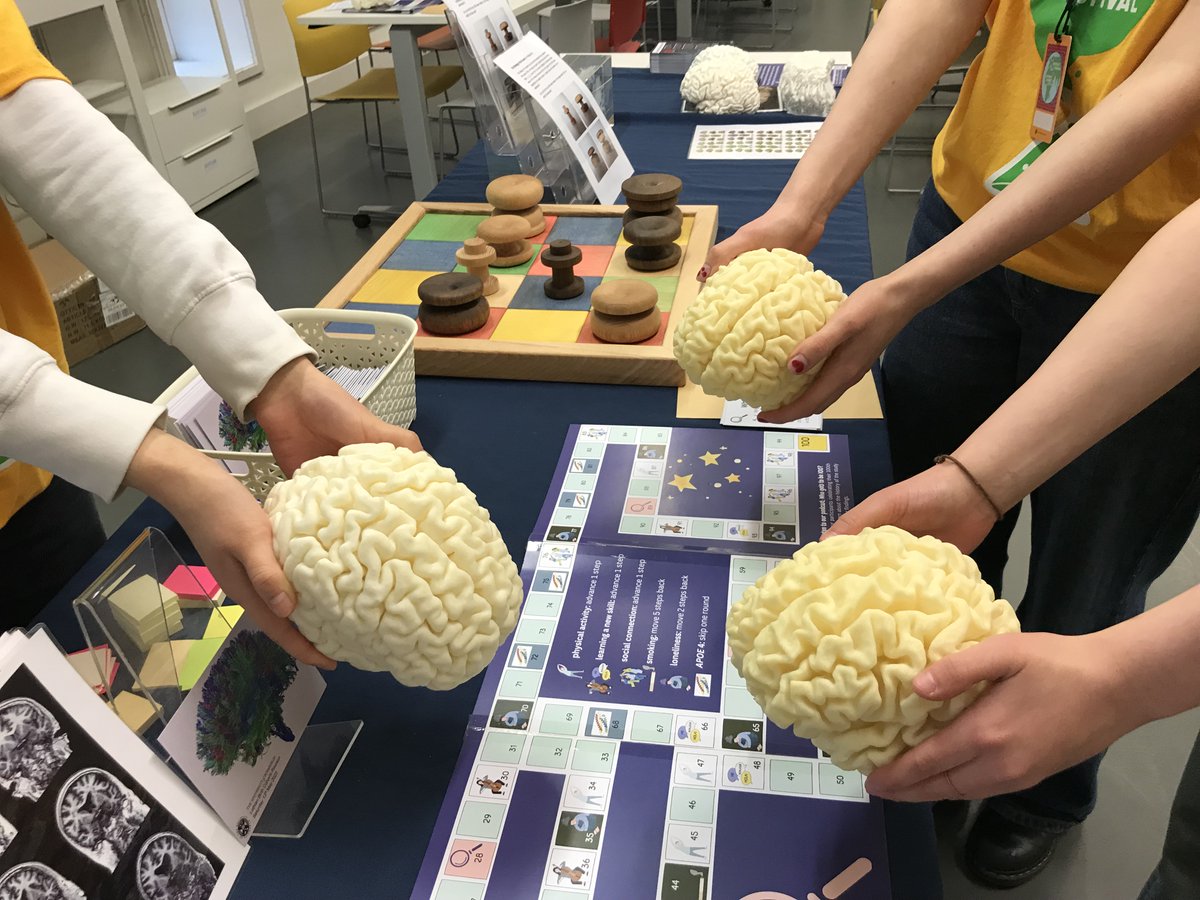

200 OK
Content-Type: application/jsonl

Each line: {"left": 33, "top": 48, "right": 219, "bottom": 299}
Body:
{"left": 302, "top": 81, "right": 355, "bottom": 220}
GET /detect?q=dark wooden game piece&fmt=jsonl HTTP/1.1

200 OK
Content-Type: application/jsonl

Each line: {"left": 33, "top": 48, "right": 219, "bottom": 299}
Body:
{"left": 476, "top": 215, "right": 535, "bottom": 267}
{"left": 623, "top": 206, "right": 683, "bottom": 228}
{"left": 622, "top": 173, "right": 682, "bottom": 204}
{"left": 624, "top": 215, "right": 683, "bottom": 272}
{"left": 626, "top": 244, "right": 682, "bottom": 272}
{"left": 456, "top": 238, "right": 499, "bottom": 296}
{"left": 417, "top": 272, "right": 490, "bottom": 335}
{"left": 626, "top": 195, "right": 678, "bottom": 214}
{"left": 590, "top": 279, "right": 658, "bottom": 316}
{"left": 588, "top": 307, "right": 662, "bottom": 343}
{"left": 487, "top": 174, "right": 545, "bottom": 238}
{"left": 541, "top": 240, "right": 584, "bottom": 300}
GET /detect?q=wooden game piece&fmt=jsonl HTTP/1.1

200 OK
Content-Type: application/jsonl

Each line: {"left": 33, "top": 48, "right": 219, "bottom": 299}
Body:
{"left": 456, "top": 238, "right": 499, "bottom": 296}
{"left": 486, "top": 174, "right": 544, "bottom": 210}
{"left": 476, "top": 215, "right": 535, "bottom": 267}
{"left": 626, "top": 196, "right": 678, "bottom": 214}
{"left": 623, "top": 206, "right": 683, "bottom": 227}
{"left": 417, "top": 272, "right": 490, "bottom": 335}
{"left": 588, "top": 307, "right": 663, "bottom": 344}
{"left": 495, "top": 203, "right": 545, "bottom": 238}
{"left": 622, "top": 173, "right": 682, "bottom": 204}
{"left": 624, "top": 215, "right": 683, "bottom": 272}
{"left": 590, "top": 279, "right": 658, "bottom": 317}
{"left": 541, "top": 240, "right": 584, "bottom": 300}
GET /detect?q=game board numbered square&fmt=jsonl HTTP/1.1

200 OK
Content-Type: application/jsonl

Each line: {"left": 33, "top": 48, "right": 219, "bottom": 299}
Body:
{"left": 491, "top": 699, "right": 532, "bottom": 730}
{"left": 607, "top": 426, "right": 640, "bottom": 444}
{"left": 509, "top": 643, "right": 549, "bottom": 670}
{"left": 660, "top": 863, "right": 709, "bottom": 900}
{"left": 796, "top": 433, "right": 831, "bottom": 453}
{"left": 668, "top": 786, "right": 715, "bottom": 823}
{"left": 724, "top": 521, "right": 762, "bottom": 541}
{"left": 572, "top": 441, "right": 606, "bottom": 459}
{"left": 723, "top": 687, "right": 764, "bottom": 720}
{"left": 527, "top": 736, "right": 573, "bottom": 769}
{"left": 763, "top": 432, "right": 796, "bottom": 450}
{"left": 673, "top": 714, "right": 717, "bottom": 747}
{"left": 722, "top": 753, "right": 766, "bottom": 790}
{"left": 562, "top": 473, "right": 597, "bottom": 492}
{"left": 632, "top": 459, "right": 665, "bottom": 477}
{"left": 764, "top": 449, "right": 796, "bottom": 468}
{"left": 572, "top": 740, "right": 617, "bottom": 774}
{"left": 628, "top": 477, "right": 661, "bottom": 498}
{"left": 443, "top": 839, "right": 497, "bottom": 879}
{"left": 765, "top": 467, "right": 798, "bottom": 486}
{"left": 584, "top": 706, "right": 627, "bottom": 739}
{"left": 763, "top": 503, "right": 796, "bottom": 524}
{"left": 721, "top": 718, "right": 764, "bottom": 752}
{"left": 629, "top": 710, "right": 674, "bottom": 744}
{"left": 765, "top": 485, "right": 797, "bottom": 503}
{"left": 546, "top": 850, "right": 595, "bottom": 890}
{"left": 577, "top": 425, "right": 611, "bottom": 441}
{"left": 499, "top": 667, "right": 542, "bottom": 700}
{"left": 515, "top": 618, "right": 556, "bottom": 644}
{"left": 818, "top": 764, "right": 866, "bottom": 800}
{"left": 625, "top": 497, "right": 658, "bottom": 517}
{"left": 768, "top": 758, "right": 814, "bottom": 795}
{"left": 540, "top": 703, "right": 584, "bottom": 736}
{"left": 456, "top": 801, "right": 507, "bottom": 840}
{"left": 526, "top": 592, "right": 564, "bottom": 617}
{"left": 555, "top": 809, "right": 604, "bottom": 850}
{"left": 558, "top": 491, "right": 592, "bottom": 509}
{"left": 655, "top": 517, "right": 688, "bottom": 536}
{"left": 763, "top": 524, "right": 798, "bottom": 544}
{"left": 432, "top": 879, "right": 485, "bottom": 900}
{"left": 565, "top": 774, "right": 610, "bottom": 811}
{"left": 687, "top": 519, "right": 724, "bottom": 541}
{"left": 567, "top": 457, "right": 600, "bottom": 474}
{"left": 620, "top": 515, "right": 655, "bottom": 535}
{"left": 674, "top": 751, "right": 718, "bottom": 787}
{"left": 637, "top": 443, "right": 668, "bottom": 460}
{"left": 471, "top": 764, "right": 514, "bottom": 799}
{"left": 545, "top": 524, "right": 582, "bottom": 543}
{"left": 730, "top": 557, "right": 770, "bottom": 583}
{"left": 538, "top": 544, "right": 577, "bottom": 570}
{"left": 664, "top": 822, "right": 712, "bottom": 864}
{"left": 533, "top": 569, "right": 569, "bottom": 592}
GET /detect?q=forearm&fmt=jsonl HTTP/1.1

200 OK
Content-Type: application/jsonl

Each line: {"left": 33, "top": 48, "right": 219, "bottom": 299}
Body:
{"left": 774, "top": 0, "right": 990, "bottom": 221}
{"left": 954, "top": 199, "right": 1200, "bottom": 509}
{"left": 0, "top": 79, "right": 312, "bottom": 417}
{"left": 891, "top": 0, "right": 1200, "bottom": 305}
{"left": 1102, "top": 584, "right": 1200, "bottom": 726}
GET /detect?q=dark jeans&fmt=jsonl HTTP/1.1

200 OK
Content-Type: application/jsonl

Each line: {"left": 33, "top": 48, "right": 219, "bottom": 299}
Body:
{"left": 0, "top": 477, "right": 107, "bottom": 629}
{"left": 882, "top": 181, "right": 1200, "bottom": 832}
{"left": 1139, "top": 728, "right": 1200, "bottom": 900}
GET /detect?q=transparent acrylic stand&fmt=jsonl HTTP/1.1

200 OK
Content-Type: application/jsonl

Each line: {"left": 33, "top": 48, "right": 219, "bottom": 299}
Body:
{"left": 72, "top": 527, "right": 361, "bottom": 839}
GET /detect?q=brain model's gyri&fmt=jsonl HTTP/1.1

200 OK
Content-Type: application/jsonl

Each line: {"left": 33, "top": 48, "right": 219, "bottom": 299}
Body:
{"left": 673, "top": 248, "right": 845, "bottom": 411}
{"left": 680, "top": 45, "right": 761, "bottom": 114}
{"left": 727, "top": 526, "right": 1019, "bottom": 773}
{"left": 265, "top": 443, "right": 523, "bottom": 690}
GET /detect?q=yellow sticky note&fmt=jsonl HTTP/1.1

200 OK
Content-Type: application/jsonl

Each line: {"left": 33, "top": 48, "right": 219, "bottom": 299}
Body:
{"left": 113, "top": 691, "right": 157, "bottom": 734}
{"left": 202, "top": 605, "right": 244, "bottom": 640}
{"left": 179, "top": 637, "right": 226, "bottom": 691}
{"left": 138, "top": 640, "right": 195, "bottom": 690}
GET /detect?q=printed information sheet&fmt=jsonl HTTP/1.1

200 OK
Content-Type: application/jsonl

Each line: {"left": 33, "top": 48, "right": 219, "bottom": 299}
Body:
{"left": 414, "top": 425, "right": 891, "bottom": 900}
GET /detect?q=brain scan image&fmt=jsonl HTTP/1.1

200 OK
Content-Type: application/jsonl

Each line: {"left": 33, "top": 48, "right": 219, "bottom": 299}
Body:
{"left": 0, "top": 862, "right": 86, "bottom": 900}
{"left": 56, "top": 767, "right": 150, "bottom": 871}
{"left": 0, "top": 697, "right": 71, "bottom": 801}
{"left": 136, "top": 832, "right": 218, "bottom": 900}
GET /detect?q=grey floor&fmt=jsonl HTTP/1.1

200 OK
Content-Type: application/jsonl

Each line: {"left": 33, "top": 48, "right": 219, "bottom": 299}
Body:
{"left": 70, "top": 3, "right": 1200, "bottom": 897}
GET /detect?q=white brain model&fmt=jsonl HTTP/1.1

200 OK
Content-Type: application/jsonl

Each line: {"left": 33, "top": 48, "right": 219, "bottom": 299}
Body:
{"left": 779, "top": 58, "right": 836, "bottom": 117}
{"left": 265, "top": 443, "right": 524, "bottom": 690}
{"left": 673, "top": 248, "right": 845, "bottom": 411}
{"left": 680, "top": 45, "right": 760, "bottom": 114}
{"left": 728, "top": 526, "right": 1019, "bottom": 773}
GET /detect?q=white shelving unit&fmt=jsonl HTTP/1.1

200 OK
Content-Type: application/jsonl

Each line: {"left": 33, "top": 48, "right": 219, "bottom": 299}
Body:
{"left": 18, "top": 0, "right": 259, "bottom": 211}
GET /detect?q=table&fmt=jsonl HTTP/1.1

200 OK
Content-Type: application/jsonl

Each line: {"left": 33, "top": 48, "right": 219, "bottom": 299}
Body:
{"left": 43, "top": 70, "right": 942, "bottom": 899}
{"left": 298, "top": 0, "right": 555, "bottom": 199}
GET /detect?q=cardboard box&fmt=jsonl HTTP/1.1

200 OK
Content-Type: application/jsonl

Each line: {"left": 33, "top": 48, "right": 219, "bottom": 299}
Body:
{"left": 30, "top": 239, "right": 145, "bottom": 366}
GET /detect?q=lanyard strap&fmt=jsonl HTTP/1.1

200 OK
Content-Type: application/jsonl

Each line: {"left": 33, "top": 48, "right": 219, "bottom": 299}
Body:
{"left": 1055, "top": 0, "right": 1077, "bottom": 40}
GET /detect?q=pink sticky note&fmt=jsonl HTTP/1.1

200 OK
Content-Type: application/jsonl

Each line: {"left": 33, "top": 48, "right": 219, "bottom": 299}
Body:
{"left": 164, "top": 565, "right": 219, "bottom": 601}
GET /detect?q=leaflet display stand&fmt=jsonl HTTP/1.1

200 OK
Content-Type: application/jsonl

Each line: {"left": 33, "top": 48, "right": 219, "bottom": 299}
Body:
{"left": 72, "top": 527, "right": 360, "bottom": 839}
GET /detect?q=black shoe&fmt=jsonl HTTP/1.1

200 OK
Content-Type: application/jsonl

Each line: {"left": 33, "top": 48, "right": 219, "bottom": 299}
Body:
{"left": 962, "top": 807, "right": 1060, "bottom": 889}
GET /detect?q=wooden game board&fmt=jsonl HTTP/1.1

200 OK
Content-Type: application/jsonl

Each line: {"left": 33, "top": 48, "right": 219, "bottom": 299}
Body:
{"left": 317, "top": 201, "right": 719, "bottom": 386}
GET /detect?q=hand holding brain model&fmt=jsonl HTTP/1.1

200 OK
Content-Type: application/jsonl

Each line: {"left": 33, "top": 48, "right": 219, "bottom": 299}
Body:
{"left": 727, "top": 526, "right": 1019, "bottom": 773}
{"left": 265, "top": 443, "right": 524, "bottom": 690}
{"left": 673, "top": 248, "right": 845, "bottom": 411}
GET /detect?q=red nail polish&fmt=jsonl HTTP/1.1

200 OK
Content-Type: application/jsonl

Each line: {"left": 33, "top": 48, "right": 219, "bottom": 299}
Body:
{"left": 790, "top": 358, "right": 805, "bottom": 373}
{"left": 697, "top": 265, "right": 710, "bottom": 281}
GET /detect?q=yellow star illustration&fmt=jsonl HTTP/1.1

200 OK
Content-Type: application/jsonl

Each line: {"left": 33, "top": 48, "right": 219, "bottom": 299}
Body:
{"left": 700, "top": 451, "right": 721, "bottom": 466}
{"left": 669, "top": 473, "right": 696, "bottom": 492}
{"left": 725, "top": 473, "right": 741, "bottom": 483}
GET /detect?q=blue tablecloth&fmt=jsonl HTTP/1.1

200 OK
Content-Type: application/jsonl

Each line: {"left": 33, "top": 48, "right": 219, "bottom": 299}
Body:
{"left": 45, "top": 69, "right": 941, "bottom": 900}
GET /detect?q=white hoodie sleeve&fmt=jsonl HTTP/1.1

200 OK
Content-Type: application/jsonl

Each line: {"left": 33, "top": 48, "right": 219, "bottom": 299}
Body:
{"left": 0, "top": 77, "right": 315, "bottom": 500}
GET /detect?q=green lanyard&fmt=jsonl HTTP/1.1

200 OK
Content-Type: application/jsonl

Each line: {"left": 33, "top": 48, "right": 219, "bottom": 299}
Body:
{"left": 1055, "top": 0, "right": 1078, "bottom": 41}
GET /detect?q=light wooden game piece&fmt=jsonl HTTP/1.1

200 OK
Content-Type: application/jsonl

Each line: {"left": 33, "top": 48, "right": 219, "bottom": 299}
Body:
{"left": 496, "top": 203, "right": 545, "bottom": 238}
{"left": 624, "top": 215, "right": 683, "bottom": 272}
{"left": 417, "top": 272, "right": 491, "bottom": 335}
{"left": 456, "top": 238, "right": 499, "bottom": 296}
{"left": 540, "top": 240, "right": 584, "bottom": 300}
{"left": 487, "top": 174, "right": 546, "bottom": 238}
{"left": 590, "top": 279, "right": 658, "bottom": 316}
{"left": 589, "top": 306, "right": 662, "bottom": 344}
{"left": 477, "top": 215, "right": 535, "bottom": 267}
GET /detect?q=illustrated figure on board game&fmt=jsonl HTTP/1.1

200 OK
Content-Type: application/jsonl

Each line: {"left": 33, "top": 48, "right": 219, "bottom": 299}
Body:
{"left": 665, "top": 675, "right": 691, "bottom": 691}
{"left": 586, "top": 680, "right": 610, "bottom": 695}
{"left": 485, "top": 29, "right": 499, "bottom": 53}
{"left": 499, "top": 710, "right": 528, "bottom": 728}
{"left": 476, "top": 776, "right": 507, "bottom": 795}
{"left": 766, "top": 487, "right": 794, "bottom": 502}
{"left": 575, "top": 93, "right": 597, "bottom": 125}
{"left": 553, "top": 862, "right": 588, "bottom": 886}
{"left": 566, "top": 812, "right": 600, "bottom": 837}
{"left": 500, "top": 21, "right": 514, "bottom": 44}
{"left": 557, "top": 664, "right": 584, "bottom": 679}
{"left": 592, "top": 663, "right": 611, "bottom": 682}
{"left": 659, "top": 523, "right": 685, "bottom": 534}
{"left": 619, "top": 666, "right": 651, "bottom": 687}
{"left": 726, "top": 730, "right": 762, "bottom": 751}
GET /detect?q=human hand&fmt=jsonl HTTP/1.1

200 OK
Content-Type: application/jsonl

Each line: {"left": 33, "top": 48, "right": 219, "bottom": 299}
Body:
{"left": 822, "top": 464, "right": 997, "bottom": 553}
{"left": 248, "top": 358, "right": 422, "bottom": 477}
{"left": 125, "top": 429, "right": 335, "bottom": 670}
{"left": 758, "top": 274, "right": 923, "bottom": 423}
{"left": 700, "top": 208, "right": 825, "bottom": 281}
{"left": 865, "top": 631, "right": 1138, "bottom": 802}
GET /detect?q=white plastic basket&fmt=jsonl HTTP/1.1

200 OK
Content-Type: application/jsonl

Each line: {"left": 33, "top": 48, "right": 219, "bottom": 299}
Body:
{"left": 154, "top": 308, "right": 417, "bottom": 501}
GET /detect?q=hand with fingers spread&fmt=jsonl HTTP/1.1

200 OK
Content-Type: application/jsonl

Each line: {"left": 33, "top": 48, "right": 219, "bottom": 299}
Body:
{"left": 699, "top": 208, "right": 825, "bottom": 282}
{"left": 758, "top": 273, "right": 926, "bottom": 424}
{"left": 865, "top": 632, "right": 1132, "bottom": 803}
{"left": 124, "top": 428, "right": 336, "bottom": 671}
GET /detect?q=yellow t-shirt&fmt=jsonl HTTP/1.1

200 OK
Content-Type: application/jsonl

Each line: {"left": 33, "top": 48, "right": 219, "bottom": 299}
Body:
{"left": 933, "top": 0, "right": 1200, "bottom": 293}
{"left": 0, "top": 0, "right": 70, "bottom": 527}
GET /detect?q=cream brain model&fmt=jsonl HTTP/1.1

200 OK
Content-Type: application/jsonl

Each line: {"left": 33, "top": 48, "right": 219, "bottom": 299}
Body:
{"left": 680, "top": 45, "right": 761, "bottom": 114}
{"left": 727, "top": 526, "right": 1019, "bottom": 773}
{"left": 673, "top": 248, "right": 845, "bottom": 410}
{"left": 265, "top": 443, "right": 524, "bottom": 690}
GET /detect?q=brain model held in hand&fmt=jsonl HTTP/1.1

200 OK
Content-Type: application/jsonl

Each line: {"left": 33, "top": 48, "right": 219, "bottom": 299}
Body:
{"left": 727, "top": 526, "right": 1019, "bottom": 773}
{"left": 265, "top": 443, "right": 523, "bottom": 690}
{"left": 673, "top": 248, "right": 845, "bottom": 411}
{"left": 680, "top": 45, "right": 761, "bottom": 114}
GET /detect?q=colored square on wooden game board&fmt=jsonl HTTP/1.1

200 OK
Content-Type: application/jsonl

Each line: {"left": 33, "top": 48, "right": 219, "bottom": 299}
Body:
{"left": 383, "top": 240, "right": 463, "bottom": 272}
{"left": 480, "top": 274, "right": 524, "bottom": 308}
{"left": 416, "top": 306, "right": 505, "bottom": 341}
{"left": 491, "top": 309, "right": 588, "bottom": 343}
{"left": 510, "top": 276, "right": 602, "bottom": 312}
{"left": 577, "top": 305, "right": 668, "bottom": 346}
{"left": 617, "top": 214, "right": 695, "bottom": 247}
{"left": 354, "top": 268, "right": 427, "bottom": 304}
{"left": 528, "top": 244, "right": 615, "bottom": 278}
{"left": 604, "top": 247, "right": 685, "bottom": 279}
{"left": 406, "top": 212, "right": 488, "bottom": 242}
{"left": 454, "top": 245, "right": 544, "bottom": 277}
{"left": 328, "top": 301, "right": 419, "bottom": 334}
{"left": 546, "top": 215, "right": 624, "bottom": 245}
{"left": 530, "top": 215, "right": 558, "bottom": 243}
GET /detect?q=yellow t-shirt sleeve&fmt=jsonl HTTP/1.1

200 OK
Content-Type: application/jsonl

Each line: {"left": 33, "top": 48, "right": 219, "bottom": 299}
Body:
{"left": 0, "top": 0, "right": 69, "bottom": 99}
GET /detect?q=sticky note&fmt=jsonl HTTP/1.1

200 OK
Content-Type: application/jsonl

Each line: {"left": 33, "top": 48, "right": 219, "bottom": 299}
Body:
{"left": 178, "top": 637, "right": 225, "bottom": 691}
{"left": 202, "top": 605, "right": 244, "bottom": 640}
{"left": 113, "top": 691, "right": 157, "bottom": 734}
{"left": 164, "top": 565, "right": 219, "bottom": 601}
{"left": 137, "top": 640, "right": 195, "bottom": 690}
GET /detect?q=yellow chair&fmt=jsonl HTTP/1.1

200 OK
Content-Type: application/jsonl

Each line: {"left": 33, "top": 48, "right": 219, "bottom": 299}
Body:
{"left": 283, "top": 0, "right": 465, "bottom": 217}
